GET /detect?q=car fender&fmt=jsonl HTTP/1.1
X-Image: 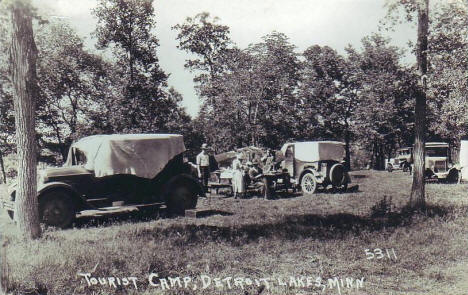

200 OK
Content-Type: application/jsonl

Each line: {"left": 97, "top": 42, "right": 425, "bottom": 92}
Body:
{"left": 37, "top": 182, "right": 88, "bottom": 210}
{"left": 165, "top": 173, "right": 205, "bottom": 198}
{"left": 299, "top": 168, "right": 323, "bottom": 184}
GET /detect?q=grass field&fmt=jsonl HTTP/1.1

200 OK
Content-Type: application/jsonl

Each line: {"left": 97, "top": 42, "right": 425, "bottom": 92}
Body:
{"left": 1, "top": 170, "right": 468, "bottom": 295}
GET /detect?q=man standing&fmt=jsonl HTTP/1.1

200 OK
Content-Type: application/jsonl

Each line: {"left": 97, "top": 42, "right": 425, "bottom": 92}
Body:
{"left": 196, "top": 143, "right": 210, "bottom": 192}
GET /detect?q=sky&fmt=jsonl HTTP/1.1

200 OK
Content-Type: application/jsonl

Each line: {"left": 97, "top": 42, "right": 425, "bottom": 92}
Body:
{"left": 32, "top": 0, "right": 416, "bottom": 117}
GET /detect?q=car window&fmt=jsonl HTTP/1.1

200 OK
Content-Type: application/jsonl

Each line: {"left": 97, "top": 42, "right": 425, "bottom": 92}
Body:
{"left": 426, "top": 147, "right": 447, "bottom": 157}
{"left": 285, "top": 146, "right": 294, "bottom": 158}
{"left": 75, "top": 149, "right": 87, "bottom": 166}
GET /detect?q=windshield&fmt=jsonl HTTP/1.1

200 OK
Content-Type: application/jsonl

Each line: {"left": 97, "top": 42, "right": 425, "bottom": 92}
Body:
{"left": 65, "top": 147, "right": 88, "bottom": 166}
{"left": 426, "top": 147, "right": 448, "bottom": 157}
{"left": 398, "top": 149, "right": 410, "bottom": 156}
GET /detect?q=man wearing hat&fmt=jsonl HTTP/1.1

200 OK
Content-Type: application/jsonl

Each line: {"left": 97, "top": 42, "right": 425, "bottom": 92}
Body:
{"left": 196, "top": 143, "right": 210, "bottom": 192}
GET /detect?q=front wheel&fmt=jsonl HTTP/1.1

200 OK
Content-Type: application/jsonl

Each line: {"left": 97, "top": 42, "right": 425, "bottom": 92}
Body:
{"left": 447, "top": 169, "right": 459, "bottom": 184}
{"left": 39, "top": 190, "right": 76, "bottom": 229}
{"left": 301, "top": 172, "right": 317, "bottom": 196}
{"left": 165, "top": 176, "right": 199, "bottom": 215}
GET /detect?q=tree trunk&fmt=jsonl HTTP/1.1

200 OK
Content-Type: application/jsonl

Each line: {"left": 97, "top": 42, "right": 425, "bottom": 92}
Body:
{"left": 0, "top": 150, "right": 6, "bottom": 184}
{"left": 409, "top": 0, "right": 429, "bottom": 209}
{"left": 9, "top": 2, "right": 42, "bottom": 239}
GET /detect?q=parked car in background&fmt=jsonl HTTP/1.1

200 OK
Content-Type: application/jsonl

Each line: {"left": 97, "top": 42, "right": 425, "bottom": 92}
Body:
{"left": 386, "top": 147, "right": 413, "bottom": 172}
{"left": 460, "top": 140, "right": 468, "bottom": 182}
{"left": 1, "top": 134, "right": 204, "bottom": 228}
{"left": 425, "top": 142, "right": 459, "bottom": 182}
{"left": 280, "top": 141, "right": 351, "bottom": 195}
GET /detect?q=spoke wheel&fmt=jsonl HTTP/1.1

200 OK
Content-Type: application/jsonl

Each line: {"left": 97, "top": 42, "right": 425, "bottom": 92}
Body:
{"left": 39, "top": 191, "right": 75, "bottom": 229}
{"left": 301, "top": 172, "right": 317, "bottom": 196}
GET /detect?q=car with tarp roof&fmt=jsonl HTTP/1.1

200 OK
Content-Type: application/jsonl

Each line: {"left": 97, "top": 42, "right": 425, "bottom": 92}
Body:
{"left": 1, "top": 134, "right": 204, "bottom": 228}
{"left": 280, "top": 141, "right": 351, "bottom": 195}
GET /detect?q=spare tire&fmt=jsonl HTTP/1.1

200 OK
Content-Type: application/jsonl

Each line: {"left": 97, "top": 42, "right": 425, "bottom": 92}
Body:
{"left": 330, "top": 163, "right": 346, "bottom": 187}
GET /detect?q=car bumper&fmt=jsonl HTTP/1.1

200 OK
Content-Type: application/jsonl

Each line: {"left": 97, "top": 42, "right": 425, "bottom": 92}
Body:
{"left": 434, "top": 171, "right": 449, "bottom": 179}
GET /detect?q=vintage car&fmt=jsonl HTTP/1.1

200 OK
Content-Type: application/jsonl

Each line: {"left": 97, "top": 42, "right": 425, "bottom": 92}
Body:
{"left": 280, "top": 141, "right": 351, "bottom": 195}
{"left": 386, "top": 147, "right": 413, "bottom": 172}
{"left": 425, "top": 142, "right": 459, "bottom": 182}
{"left": 1, "top": 134, "right": 204, "bottom": 228}
{"left": 460, "top": 140, "right": 468, "bottom": 182}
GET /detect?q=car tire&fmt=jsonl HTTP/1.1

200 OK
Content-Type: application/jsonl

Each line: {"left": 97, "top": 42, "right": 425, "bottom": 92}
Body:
{"left": 39, "top": 190, "right": 76, "bottom": 229}
{"left": 402, "top": 163, "right": 409, "bottom": 172}
{"left": 447, "top": 169, "right": 459, "bottom": 184}
{"left": 300, "top": 172, "right": 317, "bottom": 196}
{"left": 330, "top": 163, "right": 346, "bottom": 187}
{"left": 165, "top": 176, "right": 199, "bottom": 215}
{"left": 387, "top": 164, "right": 393, "bottom": 172}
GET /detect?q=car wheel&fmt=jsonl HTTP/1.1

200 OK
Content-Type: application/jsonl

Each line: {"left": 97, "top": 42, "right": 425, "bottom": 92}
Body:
{"left": 39, "top": 190, "right": 76, "bottom": 229}
{"left": 330, "top": 163, "right": 346, "bottom": 186}
{"left": 447, "top": 169, "right": 459, "bottom": 184}
{"left": 165, "top": 177, "right": 199, "bottom": 215}
{"left": 300, "top": 172, "right": 317, "bottom": 196}
{"left": 387, "top": 164, "right": 393, "bottom": 172}
{"left": 402, "top": 163, "right": 409, "bottom": 172}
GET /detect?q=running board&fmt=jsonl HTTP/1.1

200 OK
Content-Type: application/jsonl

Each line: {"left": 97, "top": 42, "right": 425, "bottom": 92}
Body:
{"left": 77, "top": 202, "right": 165, "bottom": 217}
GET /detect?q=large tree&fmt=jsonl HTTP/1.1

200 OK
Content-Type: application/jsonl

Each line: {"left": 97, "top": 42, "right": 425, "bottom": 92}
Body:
{"left": 411, "top": 0, "right": 429, "bottom": 209}
{"left": 8, "top": 0, "right": 41, "bottom": 239}
{"left": 385, "top": 0, "right": 429, "bottom": 209}
{"left": 92, "top": 0, "right": 170, "bottom": 133}
{"left": 346, "top": 34, "right": 416, "bottom": 170}
{"left": 0, "top": 10, "right": 15, "bottom": 183}
{"left": 300, "top": 45, "right": 358, "bottom": 169}
{"left": 35, "top": 20, "right": 107, "bottom": 163}
{"left": 426, "top": 1, "right": 468, "bottom": 147}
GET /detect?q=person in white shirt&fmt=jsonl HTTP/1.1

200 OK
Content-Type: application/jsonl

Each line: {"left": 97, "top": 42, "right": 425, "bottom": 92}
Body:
{"left": 196, "top": 143, "right": 211, "bottom": 192}
{"left": 232, "top": 153, "right": 246, "bottom": 199}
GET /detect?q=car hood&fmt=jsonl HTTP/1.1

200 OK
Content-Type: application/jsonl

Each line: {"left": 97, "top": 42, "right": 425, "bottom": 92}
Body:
{"left": 44, "top": 166, "right": 93, "bottom": 178}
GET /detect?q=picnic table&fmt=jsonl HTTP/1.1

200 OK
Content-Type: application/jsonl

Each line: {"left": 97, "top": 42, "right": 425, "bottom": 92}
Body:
{"left": 261, "top": 171, "right": 290, "bottom": 199}
{"left": 208, "top": 170, "right": 233, "bottom": 194}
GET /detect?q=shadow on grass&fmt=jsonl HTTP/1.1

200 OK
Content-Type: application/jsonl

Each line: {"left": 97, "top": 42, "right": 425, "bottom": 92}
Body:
{"left": 72, "top": 208, "right": 234, "bottom": 229}
{"left": 72, "top": 208, "right": 169, "bottom": 229}
{"left": 126, "top": 203, "right": 463, "bottom": 246}
{"left": 68, "top": 199, "right": 465, "bottom": 247}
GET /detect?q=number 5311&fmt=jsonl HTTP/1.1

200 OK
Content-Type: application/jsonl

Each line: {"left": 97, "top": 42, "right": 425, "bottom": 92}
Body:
{"left": 365, "top": 248, "right": 397, "bottom": 260}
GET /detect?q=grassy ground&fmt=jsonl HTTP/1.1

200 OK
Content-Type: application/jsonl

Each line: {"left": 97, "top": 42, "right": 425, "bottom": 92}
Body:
{"left": 1, "top": 170, "right": 468, "bottom": 295}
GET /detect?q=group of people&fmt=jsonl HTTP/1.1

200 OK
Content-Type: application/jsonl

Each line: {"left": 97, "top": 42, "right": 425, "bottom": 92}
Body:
{"left": 195, "top": 143, "right": 277, "bottom": 199}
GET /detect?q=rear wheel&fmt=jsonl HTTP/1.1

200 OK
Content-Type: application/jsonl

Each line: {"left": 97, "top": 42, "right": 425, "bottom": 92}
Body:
{"left": 39, "top": 190, "right": 76, "bottom": 229}
{"left": 165, "top": 176, "right": 199, "bottom": 215}
{"left": 300, "top": 172, "right": 317, "bottom": 196}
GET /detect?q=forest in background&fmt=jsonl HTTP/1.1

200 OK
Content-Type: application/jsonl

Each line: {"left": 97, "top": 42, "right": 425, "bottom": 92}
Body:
{"left": 0, "top": 0, "right": 466, "bottom": 182}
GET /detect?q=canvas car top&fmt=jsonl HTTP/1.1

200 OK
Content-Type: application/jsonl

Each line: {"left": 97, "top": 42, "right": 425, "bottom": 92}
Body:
{"left": 281, "top": 141, "right": 345, "bottom": 163}
{"left": 65, "top": 134, "right": 186, "bottom": 179}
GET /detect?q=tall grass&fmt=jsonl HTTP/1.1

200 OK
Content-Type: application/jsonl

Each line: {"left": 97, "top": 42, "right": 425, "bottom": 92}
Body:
{"left": 1, "top": 170, "right": 468, "bottom": 294}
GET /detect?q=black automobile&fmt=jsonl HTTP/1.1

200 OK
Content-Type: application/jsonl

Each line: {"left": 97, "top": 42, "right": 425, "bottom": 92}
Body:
{"left": 1, "top": 134, "right": 204, "bottom": 228}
